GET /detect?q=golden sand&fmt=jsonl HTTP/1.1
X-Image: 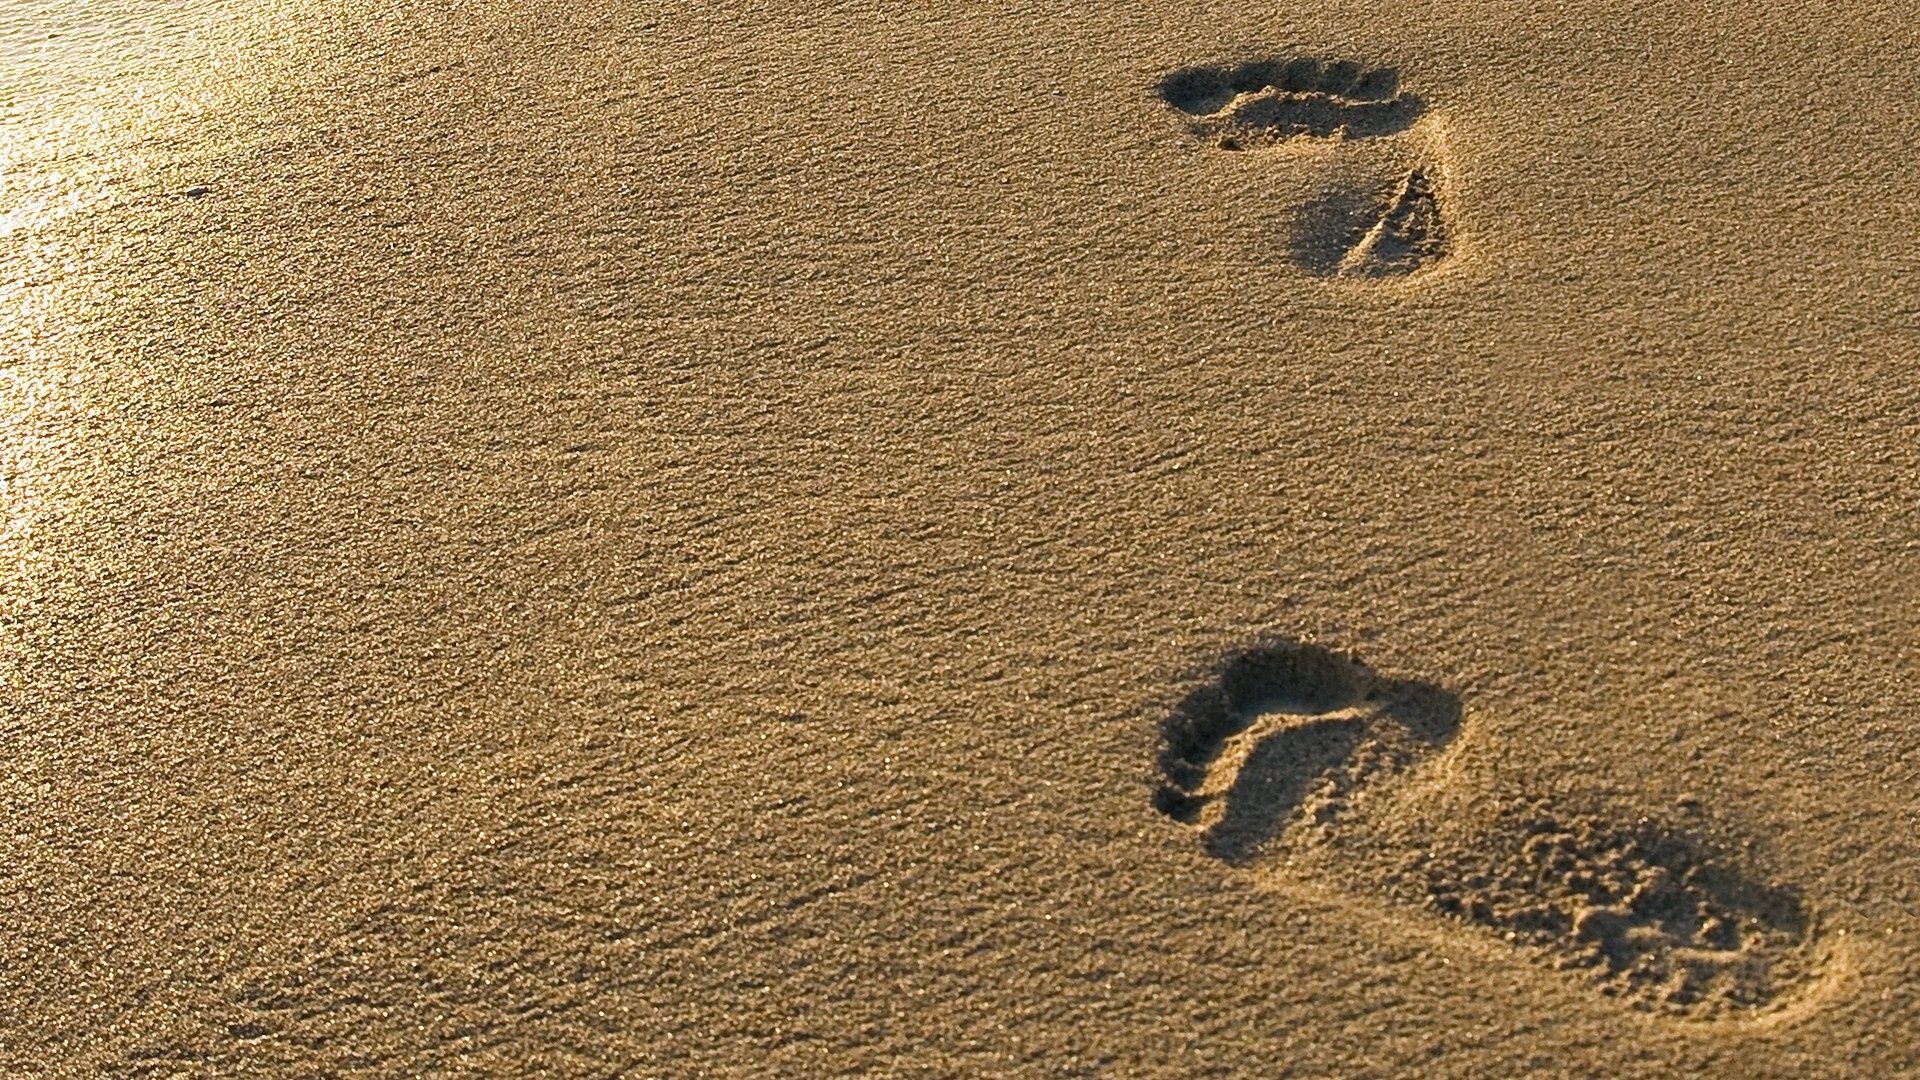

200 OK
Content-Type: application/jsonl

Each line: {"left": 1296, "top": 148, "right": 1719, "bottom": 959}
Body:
{"left": 3, "top": 1, "right": 1917, "bottom": 1074}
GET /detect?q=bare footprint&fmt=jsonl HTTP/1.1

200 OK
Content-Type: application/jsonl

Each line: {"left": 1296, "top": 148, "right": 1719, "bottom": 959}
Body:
{"left": 1396, "top": 807, "right": 1828, "bottom": 1016}
{"left": 1156, "top": 56, "right": 1453, "bottom": 278}
{"left": 1152, "top": 640, "right": 1458, "bottom": 862}
{"left": 1152, "top": 639, "right": 1831, "bottom": 1020}
{"left": 1294, "top": 167, "right": 1448, "bottom": 278}
{"left": 1158, "top": 57, "right": 1423, "bottom": 148}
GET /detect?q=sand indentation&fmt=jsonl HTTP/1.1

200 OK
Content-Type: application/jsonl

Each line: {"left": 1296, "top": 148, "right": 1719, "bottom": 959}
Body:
{"left": 1158, "top": 55, "right": 1453, "bottom": 278}
{"left": 1152, "top": 640, "right": 1828, "bottom": 1019}
{"left": 1401, "top": 811, "right": 1823, "bottom": 1016}
{"left": 1157, "top": 58, "right": 1423, "bottom": 148}
{"left": 1153, "top": 641, "right": 1459, "bottom": 862}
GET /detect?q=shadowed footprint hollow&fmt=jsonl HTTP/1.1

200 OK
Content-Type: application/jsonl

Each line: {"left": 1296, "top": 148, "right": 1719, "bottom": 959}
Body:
{"left": 1156, "top": 57, "right": 1424, "bottom": 147}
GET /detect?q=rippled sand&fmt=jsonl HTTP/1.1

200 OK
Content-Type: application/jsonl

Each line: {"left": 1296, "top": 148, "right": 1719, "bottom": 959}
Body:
{"left": 4, "top": 3, "right": 1918, "bottom": 1075}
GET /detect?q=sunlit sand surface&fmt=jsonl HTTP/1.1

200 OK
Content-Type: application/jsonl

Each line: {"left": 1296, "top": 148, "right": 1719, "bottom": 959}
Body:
{"left": 0, "top": 0, "right": 304, "bottom": 236}
{"left": 3, "top": 3, "right": 1918, "bottom": 1075}
{"left": 1, "top": 1, "right": 305, "bottom": 591}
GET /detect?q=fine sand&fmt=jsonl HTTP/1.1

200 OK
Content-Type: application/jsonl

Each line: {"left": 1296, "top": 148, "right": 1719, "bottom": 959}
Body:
{"left": 4, "top": 1, "right": 1919, "bottom": 1075}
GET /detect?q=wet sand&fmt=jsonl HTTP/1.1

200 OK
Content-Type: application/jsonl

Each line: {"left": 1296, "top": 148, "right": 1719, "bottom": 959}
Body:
{"left": 3, "top": 1, "right": 1919, "bottom": 1074}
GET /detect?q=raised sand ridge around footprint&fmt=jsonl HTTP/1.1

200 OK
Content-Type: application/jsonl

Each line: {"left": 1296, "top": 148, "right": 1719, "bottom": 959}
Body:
{"left": 1157, "top": 55, "right": 1451, "bottom": 278}
{"left": 1153, "top": 640, "right": 1828, "bottom": 1020}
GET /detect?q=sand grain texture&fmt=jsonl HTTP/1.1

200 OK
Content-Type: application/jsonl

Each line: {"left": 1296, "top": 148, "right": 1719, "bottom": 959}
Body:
{"left": 3, "top": 0, "right": 1919, "bottom": 1075}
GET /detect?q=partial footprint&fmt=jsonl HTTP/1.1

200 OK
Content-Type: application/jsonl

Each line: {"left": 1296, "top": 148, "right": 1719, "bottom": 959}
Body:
{"left": 1157, "top": 56, "right": 1453, "bottom": 278}
{"left": 1397, "top": 809, "right": 1825, "bottom": 1016}
{"left": 1158, "top": 57, "right": 1424, "bottom": 148}
{"left": 1152, "top": 640, "right": 1458, "bottom": 863}
{"left": 1294, "top": 167, "right": 1448, "bottom": 278}
{"left": 1152, "top": 639, "right": 1829, "bottom": 1020}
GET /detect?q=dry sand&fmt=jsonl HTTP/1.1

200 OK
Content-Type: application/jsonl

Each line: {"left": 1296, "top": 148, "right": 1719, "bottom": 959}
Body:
{"left": 4, "top": 0, "right": 1919, "bottom": 1075}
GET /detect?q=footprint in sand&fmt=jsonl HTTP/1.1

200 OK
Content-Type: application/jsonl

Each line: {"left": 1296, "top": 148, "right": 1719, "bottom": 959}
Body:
{"left": 1153, "top": 639, "right": 1831, "bottom": 1020}
{"left": 1156, "top": 56, "right": 1450, "bottom": 278}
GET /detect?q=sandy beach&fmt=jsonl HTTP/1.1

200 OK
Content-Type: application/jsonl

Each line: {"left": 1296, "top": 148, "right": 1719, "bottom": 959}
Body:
{"left": 3, "top": 1, "right": 1918, "bottom": 1074}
